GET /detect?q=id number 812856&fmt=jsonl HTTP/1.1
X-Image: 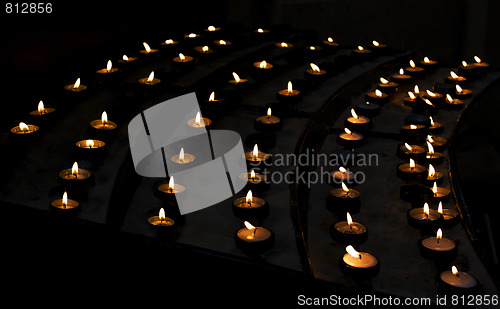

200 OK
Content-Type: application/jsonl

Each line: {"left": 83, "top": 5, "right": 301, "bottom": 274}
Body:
{"left": 5, "top": 3, "right": 52, "bottom": 14}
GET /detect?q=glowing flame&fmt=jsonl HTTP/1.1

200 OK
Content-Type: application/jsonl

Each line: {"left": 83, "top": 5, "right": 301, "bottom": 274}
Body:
{"left": 147, "top": 71, "right": 155, "bottom": 82}
{"left": 357, "top": 46, "right": 364, "bottom": 51}
{"left": 474, "top": 56, "right": 481, "bottom": 63}
{"left": 424, "top": 99, "right": 434, "bottom": 107}
{"left": 309, "top": 46, "right": 316, "bottom": 50}
{"left": 244, "top": 221, "right": 256, "bottom": 231}
{"left": 427, "top": 142, "right": 435, "bottom": 154}
{"left": 327, "top": 37, "right": 334, "bottom": 42}
{"left": 287, "top": 81, "right": 293, "bottom": 94}
{"left": 123, "top": 55, "right": 129, "bottom": 61}
{"left": 62, "top": 191, "right": 68, "bottom": 206}
{"left": 456, "top": 85, "right": 463, "bottom": 93}
{"left": 344, "top": 128, "right": 352, "bottom": 135}
{"left": 409, "top": 158, "right": 415, "bottom": 169}
{"left": 437, "top": 228, "right": 443, "bottom": 240}
{"left": 351, "top": 108, "right": 359, "bottom": 119}
{"left": 405, "top": 143, "right": 412, "bottom": 151}
{"left": 202, "top": 46, "right": 209, "bottom": 52}
{"left": 462, "top": 61, "right": 468, "bottom": 67}
{"left": 399, "top": 68, "right": 405, "bottom": 75}
{"left": 101, "top": 111, "right": 108, "bottom": 123}
{"left": 257, "top": 28, "right": 264, "bottom": 33}
{"left": 339, "top": 166, "right": 347, "bottom": 173}
{"left": 159, "top": 208, "right": 165, "bottom": 221}
{"left": 380, "top": 77, "right": 389, "bottom": 84}
{"left": 218, "top": 40, "right": 227, "bottom": 45}
{"left": 428, "top": 164, "right": 436, "bottom": 178}
{"left": 188, "top": 33, "right": 197, "bottom": 38}
{"left": 259, "top": 60, "right": 267, "bottom": 69}
{"left": 341, "top": 182, "right": 349, "bottom": 193}
{"left": 426, "top": 90, "right": 437, "bottom": 97}
{"left": 168, "top": 176, "right": 174, "bottom": 191}
{"left": 179, "top": 53, "right": 186, "bottom": 61}
{"left": 106, "top": 60, "right": 112, "bottom": 72}
{"left": 232, "top": 72, "right": 240, "bottom": 83}
{"left": 429, "top": 116, "right": 435, "bottom": 126}
{"left": 250, "top": 170, "right": 256, "bottom": 179}
{"left": 71, "top": 162, "right": 79, "bottom": 175}
{"left": 209, "top": 92, "right": 215, "bottom": 101}
{"left": 409, "top": 60, "right": 415, "bottom": 68}
{"left": 86, "top": 139, "right": 95, "bottom": 148}
{"left": 179, "top": 147, "right": 185, "bottom": 161}
{"left": 372, "top": 40, "right": 379, "bottom": 47}
{"left": 408, "top": 91, "right": 416, "bottom": 100}
{"left": 165, "top": 39, "right": 174, "bottom": 44}
{"left": 267, "top": 107, "right": 272, "bottom": 117}
{"left": 143, "top": 42, "right": 151, "bottom": 52}
{"left": 346, "top": 245, "right": 360, "bottom": 258}
{"left": 427, "top": 135, "right": 435, "bottom": 143}
{"left": 19, "top": 122, "right": 29, "bottom": 131}
{"left": 423, "top": 202, "right": 430, "bottom": 216}
{"left": 346, "top": 212, "right": 353, "bottom": 226}
{"left": 450, "top": 71, "right": 459, "bottom": 79}
{"left": 280, "top": 42, "right": 288, "bottom": 48}
{"left": 195, "top": 111, "right": 202, "bottom": 126}
{"left": 452, "top": 266, "right": 459, "bottom": 276}
{"left": 38, "top": 101, "right": 44, "bottom": 113}
{"left": 252, "top": 144, "right": 259, "bottom": 157}
{"left": 410, "top": 125, "right": 417, "bottom": 129}
{"left": 74, "top": 78, "right": 81, "bottom": 89}
{"left": 446, "top": 94, "right": 453, "bottom": 102}
{"left": 375, "top": 89, "right": 383, "bottom": 97}
{"left": 432, "top": 182, "right": 438, "bottom": 195}
{"left": 438, "top": 201, "right": 443, "bottom": 214}
{"left": 207, "top": 25, "right": 216, "bottom": 31}
{"left": 245, "top": 190, "right": 253, "bottom": 203}
{"left": 424, "top": 57, "right": 430, "bottom": 63}
{"left": 414, "top": 85, "right": 420, "bottom": 94}
{"left": 310, "top": 63, "right": 320, "bottom": 72}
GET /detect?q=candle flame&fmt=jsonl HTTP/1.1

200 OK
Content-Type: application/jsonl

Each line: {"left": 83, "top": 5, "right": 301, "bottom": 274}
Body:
{"left": 101, "top": 111, "right": 108, "bottom": 123}
{"left": 209, "top": 92, "right": 215, "bottom": 101}
{"left": 414, "top": 85, "right": 420, "bottom": 94}
{"left": 19, "top": 122, "right": 28, "bottom": 131}
{"left": 179, "top": 53, "right": 186, "bottom": 60}
{"left": 446, "top": 94, "right": 453, "bottom": 102}
{"left": 344, "top": 127, "right": 352, "bottom": 135}
{"left": 250, "top": 170, "right": 256, "bottom": 179}
{"left": 437, "top": 228, "right": 442, "bottom": 240}
{"left": 427, "top": 135, "right": 435, "bottom": 143}
{"left": 38, "top": 100, "right": 44, "bottom": 113}
{"left": 375, "top": 89, "right": 383, "bottom": 97}
{"left": 159, "top": 208, "right": 165, "bottom": 220}
{"left": 409, "top": 158, "right": 415, "bottom": 168}
{"left": 408, "top": 91, "right": 416, "bottom": 100}
{"left": 409, "top": 60, "right": 415, "bottom": 68}
{"left": 357, "top": 46, "right": 364, "bottom": 51}
{"left": 428, "top": 164, "right": 436, "bottom": 178}
{"left": 165, "top": 39, "right": 174, "bottom": 44}
{"left": 309, "top": 46, "right": 316, "bottom": 50}
{"left": 106, "top": 60, "right": 112, "bottom": 71}
{"left": 244, "top": 221, "right": 255, "bottom": 231}
{"left": 287, "top": 81, "right": 293, "bottom": 94}
{"left": 424, "top": 57, "right": 430, "bottom": 63}
{"left": 147, "top": 71, "right": 155, "bottom": 82}
{"left": 372, "top": 40, "right": 379, "bottom": 47}
{"left": 405, "top": 143, "right": 412, "bottom": 151}
{"left": 474, "top": 56, "right": 481, "bottom": 63}
{"left": 450, "top": 71, "right": 459, "bottom": 79}
{"left": 341, "top": 181, "right": 349, "bottom": 193}
{"left": 310, "top": 63, "right": 320, "bottom": 72}
{"left": 218, "top": 40, "right": 226, "bottom": 45}
{"left": 123, "top": 55, "right": 129, "bottom": 61}
{"left": 452, "top": 266, "right": 459, "bottom": 276}
{"left": 438, "top": 201, "right": 443, "bottom": 214}
{"left": 399, "top": 68, "right": 404, "bottom": 75}
{"left": 259, "top": 60, "right": 267, "bottom": 69}
{"left": 195, "top": 111, "right": 202, "bottom": 126}
{"left": 432, "top": 182, "right": 438, "bottom": 194}
{"left": 423, "top": 202, "right": 430, "bottom": 216}
{"left": 252, "top": 144, "right": 259, "bottom": 157}
{"left": 188, "top": 33, "right": 196, "bottom": 38}
{"left": 426, "top": 90, "right": 437, "bottom": 97}
{"left": 351, "top": 108, "right": 359, "bottom": 119}
{"left": 380, "top": 77, "right": 389, "bottom": 84}
{"left": 245, "top": 190, "right": 253, "bottom": 203}
{"left": 86, "top": 139, "right": 95, "bottom": 147}
{"left": 257, "top": 28, "right": 264, "bottom": 33}
{"left": 339, "top": 166, "right": 346, "bottom": 173}
{"left": 280, "top": 42, "right": 288, "bottom": 48}
{"left": 232, "top": 72, "right": 240, "bottom": 83}
{"left": 429, "top": 116, "right": 435, "bottom": 126}
{"left": 346, "top": 212, "right": 353, "bottom": 226}
{"left": 179, "top": 147, "right": 185, "bottom": 161}
{"left": 456, "top": 85, "right": 463, "bottom": 93}
{"left": 410, "top": 124, "right": 417, "bottom": 129}
{"left": 143, "top": 42, "right": 151, "bottom": 52}
{"left": 71, "top": 162, "right": 79, "bottom": 175}
{"left": 74, "top": 78, "right": 81, "bottom": 88}
{"left": 208, "top": 25, "right": 216, "bottom": 31}
{"left": 327, "top": 37, "right": 333, "bottom": 42}
{"left": 168, "top": 176, "right": 174, "bottom": 190}
{"left": 462, "top": 61, "right": 468, "bottom": 67}
{"left": 424, "top": 99, "right": 434, "bottom": 107}
{"left": 427, "top": 141, "right": 435, "bottom": 154}
{"left": 267, "top": 107, "right": 272, "bottom": 117}
{"left": 346, "top": 245, "right": 360, "bottom": 258}
{"left": 62, "top": 191, "right": 68, "bottom": 206}
{"left": 202, "top": 46, "right": 209, "bottom": 52}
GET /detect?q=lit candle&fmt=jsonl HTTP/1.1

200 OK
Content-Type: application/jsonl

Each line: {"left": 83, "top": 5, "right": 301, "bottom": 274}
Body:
{"left": 155, "top": 176, "right": 186, "bottom": 202}
{"left": 419, "top": 56, "right": 438, "bottom": 70}
{"left": 229, "top": 72, "right": 248, "bottom": 85}
{"left": 75, "top": 138, "right": 106, "bottom": 159}
{"left": 58, "top": 162, "right": 92, "bottom": 187}
{"left": 472, "top": 55, "right": 490, "bottom": 74}
{"left": 341, "top": 245, "right": 379, "bottom": 277}
{"left": 96, "top": 60, "right": 119, "bottom": 74}
{"left": 161, "top": 38, "right": 179, "bottom": 47}
{"left": 139, "top": 42, "right": 158, "bottom": 55}
{"left": 205, "top": 91, "right": 229, "bottom": 114}
{"left": 427, "top": 181, "right": 451, "bottom": 204}
{"left": 400, "top": 124, "right": 427, "bottom": 143}
{"left": 64, "top": 77, "right": 87, "bottom": 92}
{"left": 352, "top": 45, "right": 372, "bottom": 58}
{"left": 239, "top": 169, "right": 269, "bottom": 192}
{"left": 171, "top": 147, "right": 195, "bottom": 164}
{"left": 397, "top": 142, "right": 426, "bottom": 162}
{"left": 50, "top": 191, "right": 80, "bottom": 213}
{"left": 458, "top": 60, "right": 478, "bottom": 78}
{"left": 90, "top": 111, "right": 118, "bottom": 132}
{"left": 426, "top": 164, "right": 443, "bottom": 185}
{"left": 254, "top": 107, "right": 282, "bottom": 132}
{"left": 204, "top": 25, "right": 221, "bottom": 33}
{"left": 232, "top": 190, "right": 269, "bottom": 218}
{"left": 326, "top": 182, "right": 361, "bottom": 214}
{"left": 148, "top": 208, "right": 176, "bottom": 235}
{"left": 427, "top": 134, "right": 448, "bottom": 151}
{"left": 446, "top": 70, "right": 467, "bottom": 85}
{"left": 437, "top": 202, "right": 460, "bottom": 227}
{"left": 276, "top": 81, "right": 301, "bottom": 104}
{"left": 370, "top": 40, "right": 387, "bottom": 52}
{"left": 254, "top": 28, "right": 270, "bottom": 35}
{"left": 304, "top": 63, "right": 327, "bottom": 81}
{"left": 253, "top": 60, "right": 274, "bottom": 71}
{"left": 213, "top": 39, "right": 232, "bottom": 47}
{"left": 138, "top": 71, "right": 161, "bottom": 86}
{"left": 329, "top": 166, "right": 356, "bottom": 186}
{"left": 455, "top": 84, "right": 472, "bottom": 99}
{"left": 365, "top": 89, "right": 389, "bottom": 104}
{"left": 397, "top": 158, "right": 427, "bottom": 180}
{"left": 345, "top": 108, "right": 371, "bottom": 132}
{"left": 322, "top": 36, "right": 339, "bottom": 49}
{"left": 275, "top": 41, "right": 293, "bottom": 48}
{"left": 10, "top": 121, "right": 39, "bottom": 135}
{"left": 29, "top": 100, "right": 55, "bottom": 117}
{"left": 405, "top": 60, "right": 425, "bottom": 77}
{"left": 377, "top": 77, "right": 399, "bottom": 93}
{"left": 337, "top": 127, "right": 364, "bottom": 148}
{"left": 330, "top": 212, "right": 368, "bottom": 244}
{"left": 184, "top": 32, "right": 200, "bottom": 40}
{"left": 392, "top": 68, "right": 412, "bottom": 84}
{"left": 75, "top": 138, "right": 105, "bottom": 149}
{"left": 403, "top": 91, "right": 418, "bottom": 106}
{"left": 172, "top": 53, "right": 195, "bottom": 69}
{"left": 187, "top": 111, "right": 212, "bottom": 128}
{"left": 194, "top": 45, "right": 214, "bottom": 55}
{"left": 407, "top": 202, "right": 443, "bottom": 230}
{"left": 244, "top": 144, "right": 271, "bottom": 166}
{"left": 423, "top": 89, "right": 444, "bottom": 105}
{"left": 118, "top": 54, "right": 138, "bottom": 65}
{"left": 354, "top": 101, "right": 380, "bottom": 117}
{"left": 439, "top": 266, "right": 478, "bottom": 290}
{"left": 420, "top": 228, "right": 457, "bottom": 261}
{"left": 235, "top": 221, "right": 274, "bottom": 253}
{"left": 428, "top": 116, "right": 444, "bottom": 134}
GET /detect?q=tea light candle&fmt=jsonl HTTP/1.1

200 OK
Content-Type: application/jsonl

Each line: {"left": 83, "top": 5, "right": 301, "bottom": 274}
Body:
{"left": 326, "top": 182, "right": 361, "bottom": 214}
{"left": 391, "top": 68, "right": 412, "bottom": 84}
{"left": 253, "top": 60, "right": 273, "bottom": 71}
{"left": 64, "top": 78, "right": 87, "bottom": 92}
{"left": 397, "top": 143, "right": 426, "bottom": 162}
{"left": 172, "top": 53, "right": 195, "bottom": 69}
{"left": 427, "top": 182, "right": 451, "bottom": 204}
{"left": 458, "top": 60, "right": 478, "bottom": 78}
{"left": 370, "top": 40, "right": 387, "bottom": 52}
{"left": 75, "top": 139, "right": 106, "bottom": 159}
{"left": 187, "top": 111, "right": 212, "bottom": 128}
{"left": 428, "top": 116, "right": 444, "bottom": 134}
{"left": 205, "top": 91, "right": 229, "bottom": 115}
{"left": 50, "top": 191, "right": 80, "bottom": 214}
{"left": 340, "top": 245, "right": 379, "bottom": 277}
{"left": 276, "top": 81, "right": 301, "bottom": 104}
{"left": 58, "top": 162, "right": 92, "bottom": 188}
{"left": 419, "top": 57, "right": 438, "bottom": 70}
{"left": 397, "top": 158, "right": 427, "bottom": 181}
{"left": 365, "top": 89, "right": 389, "bottom": 104}
{"left": 413, "top": 98, "right": 437, "bottom": 117}
{"left": 330, "top": 212, "right": 368, "bottom": 244}
{"left": 407, "top": 202, "right": 443, "bottom": 230}
{"left": 90, "top": 111, "right": 117, "bottom": 132}
{"left": 337, "top": 128, "right": 364, "bottom": 148}
{"left": 355, "top": 102, "right": 380, "bottom": 117}
{"left": 139, "top": 42, "right": 158, "bottom": 55}
{"left": 254, "top": 107, "right": 282, "bottom": 132}
{"left": 446, "top": 71, "right": 467, "bottom": 85}
{"left": 472, "top": 56, "right": 490, "bottom": 73}
{"left": 118, "top": 54, "right": 138, "bottom": 65}
{"left": 425, "top": 141, "right": 443, "bottom": 165}
{"left": 426, "top": 164, "right": 443, "bottom": 186}
{"left": 420, "top": 228, "right": 457, "bottom": 260}
{"left": 322, "top": 36, "right": 339, "bottom": 49}
{"left": 427, "top": 135, "right": 448, "bottom": 151}
{"left": 229, "top": 72, "right": 248, "bottom": 87}
{"left": 161, "top": 38, "right": 179, "bottom": 48}
{"left": 254, "top": 28, "right": 270, "bottom": 35}
{"left": 423, "top": 90, "right": 444, "bottom": 105}
{"left": 403, "top": 91, "right": 418, "bottom": 107}
{"left": 345, "top": 108, "right": 371, "bottom": 132}
{"left": 171, "top": 147, "right": 195, "bottom": 164}
{"left": 235, "top": 221, "right": 274, "bottom": 253}
{"left": 240, "top": 169, "right": 269, "bottom": 192}
{"left": 377, "top": 77, "right": 398, "bottom": 93}
{"left": 96, "top": 60, "right": 119, "bottom": 75}
{"left": 193, "top": 45, "right": 214, "bottom": 56}
{"left": 400, "top": 124, "right": 427, "bottom": 143}
{"left": 148, "top": 208, "right": 176, "bottom": 235}
{"left": 232, "top": 190, "right": 269, "bottom": 218}
{"left": 438, "top": 202, "right": 460, "bottom": 227}
{"left": 184, "top": 33, "right": 201, "bottom": 41}
{"left": 440, "top": 266, "right": 478, "bottom": 290}
{"left": 329, "top": 167, "right": 356, "bottom": 187}
{"left": 155, "top": 176, "right": 186, "bottom": 202}
{"left": 405, "top": 60, "right": 425, "bottom": 77}
{"left": 244, "top": 144, "right": 271, "bottom": 167}
{"left": 304, "top": 62, "right": 327, "bottom": 81}
{"left": 455, "top": 84, "right": 472, "bottom": 99}
{"left": 10, "top": 121, "right": 39, "bottom": 135}
{"left": 352, "top": 45, "right": 372, "bottom": 58}
{"left": 204, "top": 25, "right": 221, "bottom": 33}
{"left": 138, "top": 71, "right": 161, "bottom": 86}
{"left": 29, "top": 100, "right": 55, "bottom": 118}
{"left": 213, "top": 39, "right": 232, "bottom": 48}
{"left": 275, "top": 41, "right": 293, "bottom": 48}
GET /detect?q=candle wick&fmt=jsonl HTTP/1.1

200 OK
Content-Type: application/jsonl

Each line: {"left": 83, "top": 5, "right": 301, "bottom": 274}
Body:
{"left": 359, "top": 253, "right": 362, "bottom": 260}
{"left": 437, "top": 237, "right": 440, "bottom": 245}
{"left": 253, "top": 227, "right": 257, "bottom": 236}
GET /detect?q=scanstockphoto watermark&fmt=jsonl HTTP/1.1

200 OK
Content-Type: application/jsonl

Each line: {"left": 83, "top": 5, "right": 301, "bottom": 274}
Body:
{"left": 248, "top": 149, "right": 379, "bottom": 188}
